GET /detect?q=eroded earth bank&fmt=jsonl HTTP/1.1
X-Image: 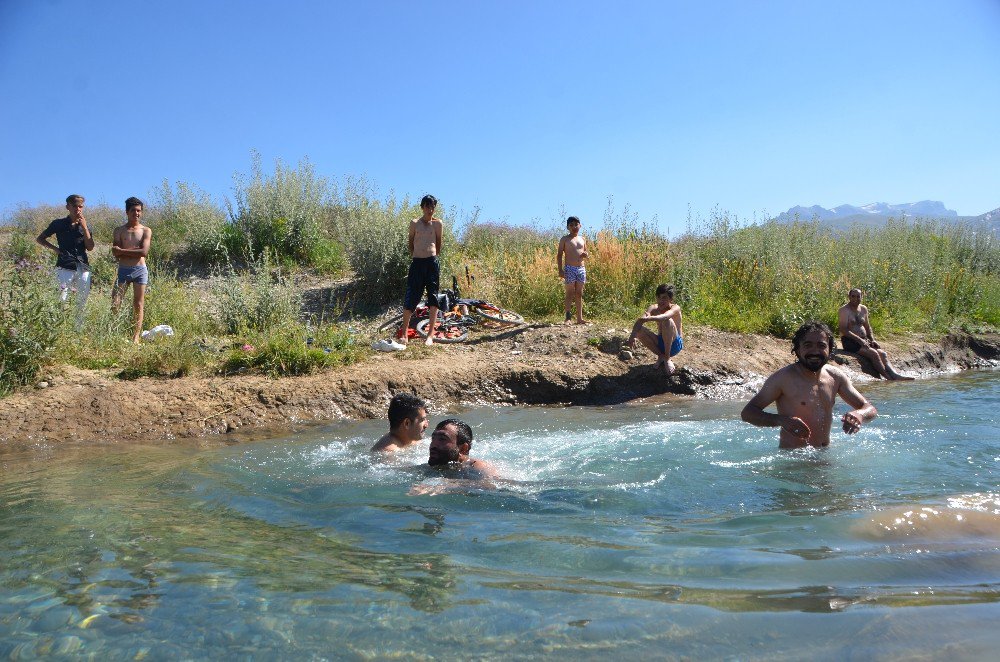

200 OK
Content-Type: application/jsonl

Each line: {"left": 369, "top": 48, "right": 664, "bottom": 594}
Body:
{"left": 1, "top": 325, "right": 997, "bottom": 448}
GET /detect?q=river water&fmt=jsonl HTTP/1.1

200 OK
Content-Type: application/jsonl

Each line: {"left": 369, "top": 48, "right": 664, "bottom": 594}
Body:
{"left": 1, "top": 371, "right": 998, "bottom": 659}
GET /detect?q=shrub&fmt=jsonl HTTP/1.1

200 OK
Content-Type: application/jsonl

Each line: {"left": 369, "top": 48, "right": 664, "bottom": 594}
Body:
{"left": 214, "top": 259, "right": 301, "bottom": 334}
{"left": 0, "top": 262, "right": 64, "bottom": 395}
{"left": 226, "top": 152, "right": 330, "bottom": 266}
{"left": 150, "top": 180, "right": 229, "bottom": 267}
{"left": 222, "top": 322, "right": 361, "bottom": 376}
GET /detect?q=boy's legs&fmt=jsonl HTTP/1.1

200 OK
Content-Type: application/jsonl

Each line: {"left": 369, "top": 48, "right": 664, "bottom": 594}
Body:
{"left": 659, "top": 318, "right": 678, "bottom": 375}
{"left": 73, "top": 267, "right": 92, "bottom": 329}
{"left": 131, "top": 283, "right": 146, "bottom": 343}
{"left": 629, "top": 325, "right": 667, "bottom": 367}
{"left": 573, "top": 281, "right": 585, "bottom": 324}
{"left": 55, "top": 267, "right": 75, "bottom": 302}
{"left": 400, "top": 260, "right": 422, "bottom": 345}
{"left": 112, "top": 280, "right": 127, "bottom": 315}
{"left": 563, "top": 281, "right": 575, "bottom": 323}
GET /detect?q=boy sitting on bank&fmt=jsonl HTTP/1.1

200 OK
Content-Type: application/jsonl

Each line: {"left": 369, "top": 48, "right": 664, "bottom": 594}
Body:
{"left": 628, "top": 283, "right": 684, "bottom": 375}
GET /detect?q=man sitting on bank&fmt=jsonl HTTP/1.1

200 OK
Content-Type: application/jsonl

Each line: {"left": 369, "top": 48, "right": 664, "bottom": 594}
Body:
{"left": 838, "top": 288, "right": 913, "bottom": 380}
{"left": 371, "top": 393, "right": 429, "bottom": 453}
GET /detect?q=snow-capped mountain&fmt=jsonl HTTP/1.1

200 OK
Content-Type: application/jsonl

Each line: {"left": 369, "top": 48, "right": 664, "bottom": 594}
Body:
{"left": 777, "top": 201, "right": 957, "bottom": 222}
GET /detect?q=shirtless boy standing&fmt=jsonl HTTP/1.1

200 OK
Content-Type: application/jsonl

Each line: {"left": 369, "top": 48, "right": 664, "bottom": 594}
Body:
{"left": 400, "top": 195, "right": 443, "bottom": 346}
{"left": 112, "top": 197, "right": 152, "bottom": 343}
{"left": 628, "top": 284, "right": 683, "bottom": 375}
{"left": 557, "top": 216, "right": 588, "bottom": 324}
{"left": 741, "top": 321, "right": 877, "bottom": 449}
{"left": 838, "top": 288, "right": 913, "bottom": 380}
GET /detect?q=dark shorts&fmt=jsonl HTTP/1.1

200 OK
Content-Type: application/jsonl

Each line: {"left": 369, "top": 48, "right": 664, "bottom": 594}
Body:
{"left": 841, "top": 336, "right": 863, "bottom": 353}
{"left": 404, "top": 256, "right": 440, "bottom": 311}
{"left": 657, "top": 334, "right": 683, "bottom": 357}
{"left": 117, "top": 264, "right": 149, "bottom": 286}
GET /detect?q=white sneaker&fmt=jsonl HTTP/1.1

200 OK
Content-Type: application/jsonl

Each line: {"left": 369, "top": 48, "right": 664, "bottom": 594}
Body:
{"left": 372, "top": 338, "right": 406, "bottom": 352}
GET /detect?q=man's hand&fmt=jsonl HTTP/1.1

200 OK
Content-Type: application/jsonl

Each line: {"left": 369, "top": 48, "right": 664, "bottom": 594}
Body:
{"left": 841, "top": 411, "right": 864, "bottom": 434}
{"left": 627, "top": 335, "right": 637, "bottom": 350}
{"left": 869, "top": 340, "right": 880, "bottom": 349}
{"left": 580, "top": 250, "right": 589, "bottom": 258}
{"left": 781, "top": 416, "right": 811, "bottom": 440}
{"left": 558, "top": 268, "right": 564, "bottom": 278}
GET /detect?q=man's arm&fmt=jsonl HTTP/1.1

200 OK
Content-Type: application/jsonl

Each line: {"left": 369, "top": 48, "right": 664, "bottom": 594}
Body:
{"left": 835, "top": 369, "right": 877, "bottom": 434}
{"left": 80, "top": 217, "right": 95, "bottom": 251}
{"left": 740, "top": 372, "right": 811, "bottom": 440}
{"left": 642, "top": 303, "right": 680, "bottom": 322}
{"left": 557, "top": 236, "right": 565, "bottom": 275}
{"left": 407, "top": 221, "right": 416, "bottom": 256}
{"left": 112, "top": 227, "right": 152, "bottom": 258}
{"left": 434, "top": 220, "right": 442, "bottom": 255}
{"left": 36, "top": 226, "right": 60, "bottom": 255}
{"left": 860, "top": 307, "right": 879, "bottom": 348}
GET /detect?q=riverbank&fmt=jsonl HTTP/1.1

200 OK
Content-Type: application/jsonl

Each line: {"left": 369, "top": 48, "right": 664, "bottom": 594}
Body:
{"left": 2, "top": 325, "right": 997, "bottom": 448}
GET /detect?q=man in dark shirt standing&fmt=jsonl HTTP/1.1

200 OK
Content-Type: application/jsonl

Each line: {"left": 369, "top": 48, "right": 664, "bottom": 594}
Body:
{"left": 36, "top": 194, "right": 95, "bottom": 327}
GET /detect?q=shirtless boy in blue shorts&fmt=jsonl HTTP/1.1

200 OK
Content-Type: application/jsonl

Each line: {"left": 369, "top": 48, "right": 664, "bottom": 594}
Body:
{"left": 628, "top": 283, "right": 684, "bottom": 375}
{"left": 400, "top": 195, "right": 443, "bottom": 346}
{"left": 557, "top": 216, "right": 589, "bottom": 324}
{"left": 112, "top": 197, "right": 152, "bottom": 343}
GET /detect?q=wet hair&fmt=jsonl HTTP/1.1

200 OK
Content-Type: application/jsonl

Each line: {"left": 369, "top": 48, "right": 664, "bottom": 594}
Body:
{"left": 66, "top": 194, "right": 84, "bottom": 205}
{"left": 791, "top": 320, "right": 834, "bottom": 355}
{"left": 420, "top": 194, "right": 437, "bottom": 208}
{"left": 566, "top": 216, "right": 581, "bottom": 227}
{"left": 125, "top": 196, "right": 144, "bottom": 211}
{"left": 849, "top": 288, "right": 862, "bottom": 297}
{"left": 388, "top": 393, "right": 426, "bottom": 430}
{"left": 655, "top": 284, "right": 675, "bottom": 299}
{"left": 435, "top": 418, "right": 473, "bottom": 448}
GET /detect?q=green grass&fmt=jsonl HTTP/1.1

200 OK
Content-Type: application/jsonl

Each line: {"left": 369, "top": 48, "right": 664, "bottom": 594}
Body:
{"left": 2, "top": 153, "right": 997, "bottom": 397}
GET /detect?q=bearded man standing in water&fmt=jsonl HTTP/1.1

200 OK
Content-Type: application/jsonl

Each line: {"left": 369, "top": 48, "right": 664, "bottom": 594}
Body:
{"left": 741, "top": 321, "right": 877, "bottom": 449}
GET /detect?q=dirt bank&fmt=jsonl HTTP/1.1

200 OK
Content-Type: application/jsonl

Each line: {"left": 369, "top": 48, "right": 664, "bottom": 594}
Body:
{"left": 1, "top": 325, "right": 997, "bottom": 448}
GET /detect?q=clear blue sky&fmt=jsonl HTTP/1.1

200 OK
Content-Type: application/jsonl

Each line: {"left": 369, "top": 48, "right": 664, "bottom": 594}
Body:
{"left": 2, "top": 0, "right": 998, "bottom": 233}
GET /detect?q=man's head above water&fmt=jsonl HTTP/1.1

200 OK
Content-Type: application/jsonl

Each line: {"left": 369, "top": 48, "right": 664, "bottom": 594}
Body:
{"left": 791, "top": 320, "right": 834, "bottom": 373}
{"left": 428, "top": 418, "right": 473, "bottom": 466}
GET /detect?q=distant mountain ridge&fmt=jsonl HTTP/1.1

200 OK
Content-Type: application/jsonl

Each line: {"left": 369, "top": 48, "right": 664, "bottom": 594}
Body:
{"left": 774, "top": 201, "right": 999, "bottom": 237}
{"left": 777, "top": 200, "right": 957, "bottom": 222}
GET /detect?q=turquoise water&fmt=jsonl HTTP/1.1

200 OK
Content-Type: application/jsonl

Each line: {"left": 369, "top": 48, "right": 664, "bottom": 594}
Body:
{"left": 1, "top": 371, "right": 998, "bottom": 659}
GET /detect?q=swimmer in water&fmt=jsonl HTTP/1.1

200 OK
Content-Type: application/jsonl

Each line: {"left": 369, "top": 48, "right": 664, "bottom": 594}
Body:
{"left": 371, "top": 393, "right": 429, "bottom": 453}
{"left": 741, "top": 320, "right": 878, "bottom": 449}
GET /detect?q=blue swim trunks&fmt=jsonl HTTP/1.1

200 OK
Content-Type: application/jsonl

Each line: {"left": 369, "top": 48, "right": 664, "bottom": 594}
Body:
{"left": 117, "top": 264, "right": 149, "bottom": 286}
{"left": 564, "top": 264, "right": 586, "bottom": 284}
{"left": 657, "top": 334, "right": 683, "bottom": 357}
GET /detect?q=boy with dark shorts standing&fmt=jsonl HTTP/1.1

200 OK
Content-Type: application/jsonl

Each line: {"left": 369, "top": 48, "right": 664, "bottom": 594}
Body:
{"left": 557, "top": 216, "right": 589, "bottom": 324}
{"left": 400, "top": 195, "right": 443, "bottom": 346}
{"left": 112, "top": 197, "right": 152, "bottom": 343}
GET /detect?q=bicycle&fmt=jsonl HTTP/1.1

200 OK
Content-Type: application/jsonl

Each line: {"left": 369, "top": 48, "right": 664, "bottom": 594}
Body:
{"left": 376, "top": 274, "right": 525, "bottom": 343}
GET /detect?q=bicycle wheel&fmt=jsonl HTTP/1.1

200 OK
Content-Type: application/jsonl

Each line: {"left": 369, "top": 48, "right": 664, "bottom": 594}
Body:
{"left": 415, "top": 318, "right": 469, "bottom": 343}
{"left": 377, "top": 314, "right": 404, "bottom": 334}
{"left": 473, "top": 305, "right": 525, "bottom": 326}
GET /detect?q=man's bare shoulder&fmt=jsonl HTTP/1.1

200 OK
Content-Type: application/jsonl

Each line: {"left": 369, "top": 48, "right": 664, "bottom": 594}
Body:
{"left": 370, "top": 433, "right": 399, "bottom": 453}
{"left": 823, "top": 363, "right": 851, "bottom": 384}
